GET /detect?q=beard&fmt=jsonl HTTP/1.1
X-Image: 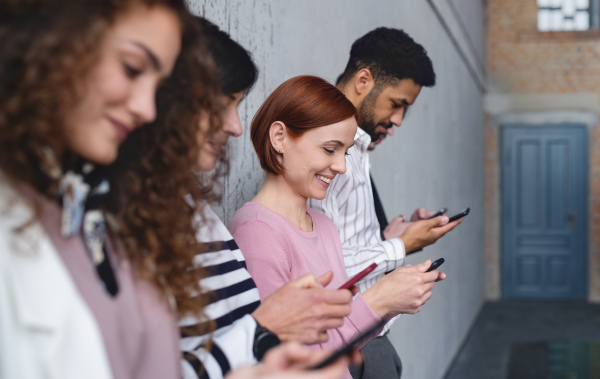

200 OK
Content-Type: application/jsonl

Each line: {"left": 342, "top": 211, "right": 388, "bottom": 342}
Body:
{"left": 358, "top": 91, "right": 392, "bottom": 148}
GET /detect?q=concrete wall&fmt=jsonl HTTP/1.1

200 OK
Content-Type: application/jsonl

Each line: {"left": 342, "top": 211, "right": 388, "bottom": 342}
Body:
{"left": 188, "top": 1, "right": 487, "bottom": 377}
{"left": 485, "top": 0, "right": 600, "bottom": 301}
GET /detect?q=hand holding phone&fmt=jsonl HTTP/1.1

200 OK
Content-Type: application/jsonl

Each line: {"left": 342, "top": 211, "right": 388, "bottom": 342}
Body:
{"left": 338, "top": 263, "right": 377, "bottom": 290}
{"left": 309, "top": 319, "right": 386, "bottom": 370}
{"left": 448, "top": 207, "right": 470, "bottom": 222}
{"left": 426, "top": 257, "right": 445, "bottom": 272}
{"left": 426, "top": 207, "right": 448, "bottom": 220}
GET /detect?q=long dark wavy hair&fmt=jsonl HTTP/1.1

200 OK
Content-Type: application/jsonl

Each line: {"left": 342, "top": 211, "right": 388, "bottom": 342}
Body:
{"left": 0, "top": 0, "right": 220, "bottom": 318}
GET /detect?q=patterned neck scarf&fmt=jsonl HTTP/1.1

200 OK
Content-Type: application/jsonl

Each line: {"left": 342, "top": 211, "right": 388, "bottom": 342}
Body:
{"left": 58, "top": 162, "right": 119, "bottom": 296}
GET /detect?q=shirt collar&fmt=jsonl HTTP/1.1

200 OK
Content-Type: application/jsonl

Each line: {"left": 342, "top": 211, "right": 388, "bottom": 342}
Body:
{"left": 354, "top": 127, "right": 371, "bottom": 154}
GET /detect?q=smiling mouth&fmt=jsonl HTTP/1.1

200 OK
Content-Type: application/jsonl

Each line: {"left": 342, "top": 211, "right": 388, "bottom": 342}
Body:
{"left": 107, "top": 117, "right": 132, "bottom": 142}
{"left": 207, "top": 141, "right": 224, "bottom": 155}
{"left": 316, "top": 175, "right": 333, "bottom": 186}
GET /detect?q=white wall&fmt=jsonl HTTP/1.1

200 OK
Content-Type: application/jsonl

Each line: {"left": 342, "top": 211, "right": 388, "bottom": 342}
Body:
{"left": 188, "top": 1, "right": 486, "bottom": 377}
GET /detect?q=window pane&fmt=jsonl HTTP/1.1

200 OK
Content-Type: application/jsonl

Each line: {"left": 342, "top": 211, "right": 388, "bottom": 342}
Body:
{"left": 563, "top": 18, "right": 575, "bottom": 29}
{"left": 552, "top": 10, "right": 564, "bottom": 29}
{"left": 538, "top": 10, "right": 551, "bottom": 31}
{"left": 575, "top": 11, "right": 590, "bottom": 28}
{"left": 563, "top": 0, "right": 576, "bottom": 15}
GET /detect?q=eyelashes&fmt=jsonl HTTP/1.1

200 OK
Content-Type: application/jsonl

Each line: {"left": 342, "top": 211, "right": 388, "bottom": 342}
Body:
{"left": 323, "top": 148, "right": 350, "bottom": 156}
{"left": 123, "top": 62, "right": 143, "bottom": 78}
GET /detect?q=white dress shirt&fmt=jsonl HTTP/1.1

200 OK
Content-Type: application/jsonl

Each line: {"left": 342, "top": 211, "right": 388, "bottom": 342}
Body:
{"left": 308, "top": 127, "right": 406, "bottom": 333}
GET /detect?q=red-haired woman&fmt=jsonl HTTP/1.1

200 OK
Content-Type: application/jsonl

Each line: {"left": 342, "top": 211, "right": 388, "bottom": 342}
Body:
{"left": 228, "top": 76, "right": 380, "bottom": 379}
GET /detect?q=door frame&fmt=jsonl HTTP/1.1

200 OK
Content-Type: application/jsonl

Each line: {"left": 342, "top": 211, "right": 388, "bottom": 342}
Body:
{"left": 499, "top": 121, "right": 590, "bottom": 299}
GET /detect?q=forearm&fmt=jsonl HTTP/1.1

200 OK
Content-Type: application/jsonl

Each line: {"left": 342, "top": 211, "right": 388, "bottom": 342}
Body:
{"left": 342, "top": 239, "right": 406, "bottom": 283}
{"left": 317, "top": 294, "right": 383, "bottom": 351}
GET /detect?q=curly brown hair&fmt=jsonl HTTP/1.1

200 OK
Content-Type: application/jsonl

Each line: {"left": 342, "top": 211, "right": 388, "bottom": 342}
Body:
{"left": 105, "top": 14, "right": 224, "bottom": 319}
{"left": 0, "top": 0, "right": 219, "bottom": 319}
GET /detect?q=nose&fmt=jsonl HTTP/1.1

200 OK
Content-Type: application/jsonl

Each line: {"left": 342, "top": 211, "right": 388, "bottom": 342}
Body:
{"left": 223, "top": 108, "right": 243, "bottom": 137}
{"left": 128, "top": 81, "right": 157, "bottom": 125}
{"left": 331, "top": 153, "right": 347, "bottom": 175}
{"left": 389, "top": 109, "right": 404, "bottom": 129}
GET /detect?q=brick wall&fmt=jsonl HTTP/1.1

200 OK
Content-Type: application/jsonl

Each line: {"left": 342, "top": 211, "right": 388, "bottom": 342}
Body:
{"left": 488, "top": 0, "right": 600, "bottom": 94}
{"left": 486, "top": 0, "right": 600, "bottom": 301}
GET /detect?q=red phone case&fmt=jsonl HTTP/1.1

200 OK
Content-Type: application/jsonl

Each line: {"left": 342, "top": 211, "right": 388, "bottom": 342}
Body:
{"left": 338, "top": 263, "right": 377, "bottom": 289}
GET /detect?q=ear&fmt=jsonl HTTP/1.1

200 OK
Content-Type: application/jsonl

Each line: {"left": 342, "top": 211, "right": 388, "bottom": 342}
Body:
{"left": 353, "top": 69, "right": 375, "bottom": 98}
{"left": 269, "top": 121, "right": 287, "bottom": 153}
{"left": 343, "top": 68, "right": 374, "bottom": 107}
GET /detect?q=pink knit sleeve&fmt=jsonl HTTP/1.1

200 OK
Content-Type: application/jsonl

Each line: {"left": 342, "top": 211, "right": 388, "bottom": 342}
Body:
{"left": 230, "top": 220, "right": 292, "bottom": 300}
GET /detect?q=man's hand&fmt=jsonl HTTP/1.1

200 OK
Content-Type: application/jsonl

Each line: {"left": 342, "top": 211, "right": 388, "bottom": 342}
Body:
{"left": 399, "top": 215, "right": 463, "bottom": 253}
{"left": 382, "top": 208, "right": 444, "bottom": 241}
{"left": 225, "top": 342, "right": 361, "bottom": 379}
{"left": 410, "top": 207, "right": 440, "bottom": 221}
{"left": 361, "top": 260, "right": 445, "bottom": 318}
{"left": 252, "top": 272, "right": 353, "bottom": 344}
{"left": 382, "top": 215, "right": 410, "bottom": 240}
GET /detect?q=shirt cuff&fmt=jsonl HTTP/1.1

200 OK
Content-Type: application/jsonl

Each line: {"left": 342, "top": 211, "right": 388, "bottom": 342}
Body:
{"left": 381, "top": 237, "right": 406, "bottom": 271}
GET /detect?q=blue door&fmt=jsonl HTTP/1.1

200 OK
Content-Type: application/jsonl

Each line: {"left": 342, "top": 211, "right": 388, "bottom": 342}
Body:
{"left": 501, "top": 125, "right": 588, "bottom": 299}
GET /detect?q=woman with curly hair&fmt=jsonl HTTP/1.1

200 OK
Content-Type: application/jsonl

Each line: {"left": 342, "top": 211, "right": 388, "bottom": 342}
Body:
{"left": 0, "top": 1, "right": 217, "bottom": 378}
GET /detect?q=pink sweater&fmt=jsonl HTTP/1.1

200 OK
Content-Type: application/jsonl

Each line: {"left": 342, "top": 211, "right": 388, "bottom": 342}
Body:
{"left": 228, "top": 202, "right": 382, "bottom": 353}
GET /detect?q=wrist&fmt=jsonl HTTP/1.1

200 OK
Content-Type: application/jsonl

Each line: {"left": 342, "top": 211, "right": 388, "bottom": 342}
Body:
{"left": 252, "top": 318, "right": 281, "bottom": 361}
{"left": 362, "top": 285, "right": 388, "bottom": 318}
{"left": 251, "top": 306, "right": 269, "bottom": 330}
{"left": 399, "top": 233, "right": 415, "bottom": 253}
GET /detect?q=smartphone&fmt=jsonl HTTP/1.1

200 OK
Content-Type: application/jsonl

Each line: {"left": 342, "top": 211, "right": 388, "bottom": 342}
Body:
{"left": 426, "top": 207, "right": 448, "bottom": 220}
{"left": 309, "top": 318, "right": 387, "bottom": 370}
{"left": 338, "top": 263, "right": 377, "bottom": 290}
{"left": 448, "top": 207, "right": 470, "bottom": 222}
{"left": 426, "top": 257, "right": 445, "bottom": 272}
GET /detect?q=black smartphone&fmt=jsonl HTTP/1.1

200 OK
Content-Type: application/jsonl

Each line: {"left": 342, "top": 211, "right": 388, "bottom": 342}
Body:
{"left": 309, "top": 319, "right": 387, "bottom": 370}
{"left": 338, "top": 263, "right": 377, "bottom": 289}
{"left": 448, "top": 207, "right": 470, "bottom": 222}
{"left": 426, "top": 257, "right": 445, "bottom": 272}
{"left": 426, "top": 207, "right": 448, "bottom": 220}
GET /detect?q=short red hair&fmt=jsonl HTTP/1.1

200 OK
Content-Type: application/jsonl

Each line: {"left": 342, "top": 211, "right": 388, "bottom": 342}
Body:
{"left": 250, "top": 75, "right": 357, "bottom": 175}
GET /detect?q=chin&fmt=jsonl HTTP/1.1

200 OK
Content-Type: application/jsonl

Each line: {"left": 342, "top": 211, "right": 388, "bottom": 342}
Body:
{"left": 310, "top": 191, "right": 328, "bottom": 201}
{"left": 84, "top": 147, "right": 119, "bottom": 166}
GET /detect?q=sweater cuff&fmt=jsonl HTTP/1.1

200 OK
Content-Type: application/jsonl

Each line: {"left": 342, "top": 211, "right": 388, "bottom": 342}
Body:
{"left": 346, "top": 294, "right": 385, "bottom": 350}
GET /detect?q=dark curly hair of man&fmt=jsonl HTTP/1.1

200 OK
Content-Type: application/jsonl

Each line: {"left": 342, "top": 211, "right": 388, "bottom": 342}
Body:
{"left": 337, "top": 27, "right": 436, "bottom": 89}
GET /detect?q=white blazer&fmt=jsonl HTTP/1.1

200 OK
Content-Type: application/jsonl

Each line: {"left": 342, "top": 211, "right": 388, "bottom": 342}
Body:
{"left": 0, "top": 181, "right": 113, "bottom": 379}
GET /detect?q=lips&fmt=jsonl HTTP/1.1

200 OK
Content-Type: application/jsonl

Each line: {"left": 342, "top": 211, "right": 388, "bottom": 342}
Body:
{"left": 107, "top": 116, "right": 132, "bottom": 142}
{"left": 207, "top": 140, "right": 225, "bottom": 156}
{"left": 316, "top": 174, "right": 334, "bottom": 187}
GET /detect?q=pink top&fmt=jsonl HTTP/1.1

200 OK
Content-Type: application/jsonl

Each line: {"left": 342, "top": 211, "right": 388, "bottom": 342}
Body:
{"left": 36, "top": 194, "right": 181, "bottom": 379}
{"left": 228, "top": 202, "right": 383, "bottom": 352}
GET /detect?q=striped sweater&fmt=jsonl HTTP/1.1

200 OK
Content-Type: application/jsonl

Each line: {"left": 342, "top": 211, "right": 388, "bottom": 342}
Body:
{"left": 180, "top": 205, "right": 261, "bottom": 379}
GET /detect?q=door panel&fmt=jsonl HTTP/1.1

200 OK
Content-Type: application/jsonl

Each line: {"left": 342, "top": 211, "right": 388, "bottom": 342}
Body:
{"left": 501, "top": 125, "right": 588, "bottom": 299}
